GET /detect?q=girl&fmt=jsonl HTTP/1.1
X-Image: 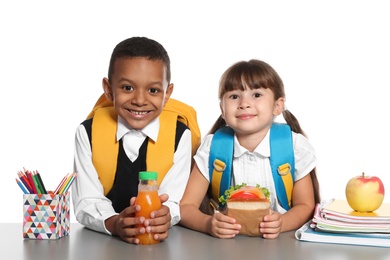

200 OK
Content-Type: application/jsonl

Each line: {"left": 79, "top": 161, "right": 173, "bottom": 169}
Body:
{"left": 179, "top": 59, "right": 320, "bottom": 239}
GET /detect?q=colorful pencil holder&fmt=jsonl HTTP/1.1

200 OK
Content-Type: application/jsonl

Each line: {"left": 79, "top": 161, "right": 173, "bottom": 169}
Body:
{"left": 23, "top": 192, "right": 70, "bottom": 239}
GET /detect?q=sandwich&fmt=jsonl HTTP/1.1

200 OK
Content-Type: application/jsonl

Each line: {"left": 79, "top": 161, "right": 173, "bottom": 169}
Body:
{"left": 219, "top": 183, "right": 270, "bottom": 236}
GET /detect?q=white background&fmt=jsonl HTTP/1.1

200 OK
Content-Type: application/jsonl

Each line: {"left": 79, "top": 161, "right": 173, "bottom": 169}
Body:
{"left": 1, "top": 1, "right": 389, "bottom": 223}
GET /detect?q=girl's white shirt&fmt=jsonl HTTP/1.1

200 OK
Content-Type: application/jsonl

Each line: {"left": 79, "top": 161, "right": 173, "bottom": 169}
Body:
{"left": 194, "top": 128, "right": 318, "bottom": 214}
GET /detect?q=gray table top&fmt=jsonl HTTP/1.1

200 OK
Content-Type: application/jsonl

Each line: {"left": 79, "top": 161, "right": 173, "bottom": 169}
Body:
{"left": 1, "top": 223, "right": 389, "bottom": 260}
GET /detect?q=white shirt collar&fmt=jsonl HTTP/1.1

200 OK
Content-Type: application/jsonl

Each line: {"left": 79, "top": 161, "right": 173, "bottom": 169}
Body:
{"left": 116, "top": 115, "right": 160, "bottom": 142}
{"left": 233, "top": 129, "right": 271, "bottom": 158}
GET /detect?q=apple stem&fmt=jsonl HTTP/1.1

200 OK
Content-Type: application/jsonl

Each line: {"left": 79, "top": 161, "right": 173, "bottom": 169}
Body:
{"left": 362, "top": 172, "right": 365, "bottom": 177}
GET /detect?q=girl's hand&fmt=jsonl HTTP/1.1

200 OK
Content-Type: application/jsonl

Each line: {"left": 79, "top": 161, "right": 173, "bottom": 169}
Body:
{"left": 208, "top": 212, "right": 240, "bottom": 239}
{"left": 260, "top": 209, "right": 282, "bottom": 239}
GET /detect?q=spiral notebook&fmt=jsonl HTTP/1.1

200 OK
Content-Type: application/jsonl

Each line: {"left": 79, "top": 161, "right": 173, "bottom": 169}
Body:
{"left": 313, "top": 200, "right": 390, "bottom": 233}
{"left": 295, "top": 199, "right": 390, "bottom": 247}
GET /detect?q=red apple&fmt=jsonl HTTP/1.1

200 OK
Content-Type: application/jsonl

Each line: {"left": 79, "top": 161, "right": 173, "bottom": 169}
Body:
{"left": 345, "top": 172, "right": 385, "bottom": 212}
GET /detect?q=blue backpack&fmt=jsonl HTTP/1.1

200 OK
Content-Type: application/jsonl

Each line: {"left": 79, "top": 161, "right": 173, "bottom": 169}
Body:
{"left": 208, "top": 123, "right": 295, "bottom": 211}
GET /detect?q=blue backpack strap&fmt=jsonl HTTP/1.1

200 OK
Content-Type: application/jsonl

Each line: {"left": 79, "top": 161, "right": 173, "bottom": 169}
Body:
{"left": 209, "top": 126, "right": 234, "bottom": 206}
{"left": 270, "top": 123, "right": 295, "bottom": 210}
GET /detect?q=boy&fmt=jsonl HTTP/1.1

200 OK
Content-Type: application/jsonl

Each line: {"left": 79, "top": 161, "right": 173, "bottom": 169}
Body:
{"left": 72, "top": 37, "right": 199, "bottom": 244}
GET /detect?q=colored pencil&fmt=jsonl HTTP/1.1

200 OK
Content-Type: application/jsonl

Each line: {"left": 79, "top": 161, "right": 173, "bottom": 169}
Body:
{"left": 32, "top": 171, "right": 43, "bottom": 194}
{"left": 31, "top": 172, "right": 42, "bottom": 194}
{"left": 17, "top": 172, "right": 33, "bottom": 193}
{"left": 26, "top": 170, "right": 38, "bottom": 194}
{"left": 54, "top": 173, "right": 69, "bottom": 194}
{"left": 23, "top": 169, "right": 33, "bottom": 191}
{"left": 58, "top": 174, "right": 73, "bottom": 194}
{"left": 35, "top": 171, "right": 47, "bottom": 194}
{"left": 16, "top": 178, "right": 29, "bottom": 194}
{"left": 60, "top": 173, "right": 77, "bottom": 194}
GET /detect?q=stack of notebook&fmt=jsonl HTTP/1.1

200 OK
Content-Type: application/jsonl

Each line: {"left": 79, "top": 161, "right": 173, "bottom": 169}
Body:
{"left": 295, "top": 199, "right": 390, "bottom": 247}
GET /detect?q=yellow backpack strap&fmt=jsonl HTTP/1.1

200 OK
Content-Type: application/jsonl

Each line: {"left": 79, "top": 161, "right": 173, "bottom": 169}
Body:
{"left": 277, "top": 163, "right": 294, "bottom": 208}
{"left": 146, "top": 109, "right": 176, "bottom": 185}
{"left": 148, "top": 98, "right": 201, "bottom": 184}
{"left": 163, "top": 98, "right": 201, "bottom": 158}
{"left": 211, "top": 159, "right": 227, "bottom": 205}
{"left": 91, "top": 106, "right": 118, "bottom": 195}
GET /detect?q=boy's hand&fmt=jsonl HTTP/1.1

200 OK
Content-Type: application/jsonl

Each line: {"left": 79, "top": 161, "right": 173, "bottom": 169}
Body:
{"left": 260, "top": 209, "right": 282, "bottom": 239}
{"left": 110, "top": 197, "right": 144, "bottom": 244}
{"left": 106, "top": 194, "right": 172, "bottom": 244}
{"left": 208, "top": 212, "right": 240, "bottom": 239}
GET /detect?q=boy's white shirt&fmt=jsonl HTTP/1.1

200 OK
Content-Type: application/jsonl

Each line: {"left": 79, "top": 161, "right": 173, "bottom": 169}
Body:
{"left": 194, "top": 128, "right": 318, "bottom": 214}
{"left": 72, "top": 115, "right": 192, "bottom": 235}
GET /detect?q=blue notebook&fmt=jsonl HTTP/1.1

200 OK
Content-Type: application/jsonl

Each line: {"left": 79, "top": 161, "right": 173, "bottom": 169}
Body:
{"left": 295, "top": 222, "right": 390, "bottom": 248}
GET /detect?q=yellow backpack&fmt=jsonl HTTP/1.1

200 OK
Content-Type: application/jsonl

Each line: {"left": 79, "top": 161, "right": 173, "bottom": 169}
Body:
{"left": 86, "top": 94, "right": 201, "bottom": 195}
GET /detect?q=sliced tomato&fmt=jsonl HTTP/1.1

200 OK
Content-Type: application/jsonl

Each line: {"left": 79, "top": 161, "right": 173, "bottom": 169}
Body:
{"left": 229, "top": 190, "right": 259, "bottom": 199}
{"left": 229, "top": 186, "right": 265, "bottom": 200}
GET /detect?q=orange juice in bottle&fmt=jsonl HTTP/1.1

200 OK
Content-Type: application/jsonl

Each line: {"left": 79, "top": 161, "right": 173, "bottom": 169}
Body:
{"left": 135, "top": 171, "right": 162, "bottom": 245}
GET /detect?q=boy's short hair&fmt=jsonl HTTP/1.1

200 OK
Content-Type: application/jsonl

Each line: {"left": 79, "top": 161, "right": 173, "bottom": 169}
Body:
{"left": 107, "top": 36, "right": 171, "bottom": 83}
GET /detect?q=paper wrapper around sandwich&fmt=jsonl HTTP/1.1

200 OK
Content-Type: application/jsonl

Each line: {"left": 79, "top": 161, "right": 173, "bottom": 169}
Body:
{"left": 226, "top": 200, "right": 270, "bottom": 236}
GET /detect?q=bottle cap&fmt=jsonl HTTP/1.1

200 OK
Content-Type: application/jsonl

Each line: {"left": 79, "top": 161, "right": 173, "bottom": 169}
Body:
{"left": 139, "top": 171, "right": 158, "bottom": 180}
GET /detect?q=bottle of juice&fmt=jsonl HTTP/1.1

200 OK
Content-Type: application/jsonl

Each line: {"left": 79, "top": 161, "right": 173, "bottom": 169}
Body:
{"left": 135, "top": 171, "right": 162, "bottom": 245}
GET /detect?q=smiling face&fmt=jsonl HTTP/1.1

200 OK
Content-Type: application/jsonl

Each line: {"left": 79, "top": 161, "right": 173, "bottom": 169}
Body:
{"left": 220, "top": 86, "right": 284, "bottom": 139}
{"left": 103, "top": 57, "right": 173, "bottom": 130}
{"left": 217, "top": 60, "right": 286, "bottom": 149}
